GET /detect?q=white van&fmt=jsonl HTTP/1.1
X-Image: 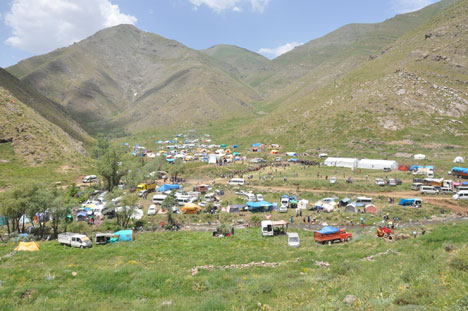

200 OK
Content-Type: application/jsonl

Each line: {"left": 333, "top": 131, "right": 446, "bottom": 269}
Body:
{"left": 152, "top": 194, "right": 167, "bottom": 205}
{"left": 261, "top": 221, "right": 274, "bottom": 237}
{"left": 453, "top": 191, "right": 468, "bottom": 200}
{"left": 356, "top": 197, "right": 373, "bottom": 206}
{"left": 246, "top": 193, "right": 257, "bottom": 202}
{"left": 82, "top": 175, "right": 97, "bottom": 183}
{"left": 287, "top": 232, "right": 300, "bottom": 247}
{"left": 256, "top": 194, "right": 264, "bottom": 201}
{"left": 227, "top": 178, "right": 245, "bottom": 186}
{"left": 457, "top": 186, "right": 468, "bottom": 192}
{"left": 147, "top": 204, "right": 157, "bottom": 215}
{"left": 177, "top": 195, "right": 191, "bottom": 206}
{"left": 420, "top": 186, "right": 439, "bottom": 195}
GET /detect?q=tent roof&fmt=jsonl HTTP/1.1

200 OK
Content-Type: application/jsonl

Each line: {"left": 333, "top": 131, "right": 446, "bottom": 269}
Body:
{"left": 317, "top": 226, "right": 339, "bottom": 234}
{"left": 246, "top": 201, "right": 273, "bottom": 208}
{"left": 15, "top": 242, "right": 39, "bottom": 251}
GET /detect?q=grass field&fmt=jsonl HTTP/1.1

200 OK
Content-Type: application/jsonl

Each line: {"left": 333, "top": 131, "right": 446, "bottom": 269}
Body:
{"left": 1, "top": 222, "right": 468, "bottom": 311}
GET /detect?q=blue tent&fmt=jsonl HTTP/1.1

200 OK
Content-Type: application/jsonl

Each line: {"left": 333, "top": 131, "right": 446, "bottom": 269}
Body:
{"left": 158, "top": 184, "right": 180, "bottom": 192}
{"left": 113, "top": 230, "right": 135, "bottom": 242}
{"left": 425, "top": 165, "right": 434, "bottom": 170}
{"left": 410, "top": 165, "right": 423, "bottom": 171}
{"left": 317, "top": 226, "right": 339, "bottom": 235}
{"left": 166, "top": 158, "right": 175, "bottom": 163}
{"left": 399, "top": 198, "right": 421, "bottom": 206}
{"left": 76, "top": 211, "right": 88, "bottom": 221}
{"left": 251, "top": 143, "right": 263, "bottom": 148}
{"left": 246, "top": 201, "right": 273, "bottom": 213}
{"left": 233, "top": 145, "right": 238, "bottom": 148}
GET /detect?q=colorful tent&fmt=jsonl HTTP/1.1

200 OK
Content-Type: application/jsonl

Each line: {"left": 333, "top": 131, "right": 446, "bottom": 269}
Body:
{"left": 398, "top": 165, "right": 409, "bottom": 171}
{"left": 182, "top": 203, "right": 201, "bottom": 214}
{"left": 15, "top": 242, "right": 39, "bottom": 251}
{"left": 113, "top": 230, "right": 135, "bottom": 242}
{"left": 270, "top": 150, "right": 279, "bottom": 154}
{"left": 345, "top": 204, "right": 358, "bottom": 213}
{"left": 365, "top": 204, "right": 377, "bottom": 214}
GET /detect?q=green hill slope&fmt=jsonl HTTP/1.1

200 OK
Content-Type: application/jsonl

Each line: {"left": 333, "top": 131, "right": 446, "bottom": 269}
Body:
{"left": 0, "top": 68, "right": 93, "bottom": 145}
{"left": 237, "top": 0, "right": 468, "bottom": 154}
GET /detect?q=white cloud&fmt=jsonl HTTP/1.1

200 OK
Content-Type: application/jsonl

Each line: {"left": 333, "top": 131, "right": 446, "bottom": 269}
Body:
{"left": 189, "top": 0, "right": 270, "bottom": 13}
{"left": 390, "top": 0, "right": 439, "bottom": 14}
{"left": 4, "top": 0, "right": 137, "bottom": 54}
{"left": 258, "top": 41, "right": 303, "bottom": 59}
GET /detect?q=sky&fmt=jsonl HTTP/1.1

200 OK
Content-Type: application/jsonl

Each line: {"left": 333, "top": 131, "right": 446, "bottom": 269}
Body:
{"left": 0, "top": 0, "right": 440, "bottom": 68}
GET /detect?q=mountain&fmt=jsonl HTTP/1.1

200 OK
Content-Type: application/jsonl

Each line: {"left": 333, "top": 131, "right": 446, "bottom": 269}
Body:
{"left": 8, "top": 25, "right": 262, "bottom": 133}
{"left": 0, "top": 75, "right": 87, "bottom": 165}
{"left": 237, "top": 0, "right": 468, "bottom": 154}
{"left": 252, "top": 0, "right": 459, "bottom": 106}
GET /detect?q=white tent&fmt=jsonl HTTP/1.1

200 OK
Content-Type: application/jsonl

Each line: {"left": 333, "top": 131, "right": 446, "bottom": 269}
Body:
{"left": 208, "top": 154, "right": 218, "bottom": 164}
{"left": 298, "top": 199, "right": 309, "bottom": 210}
{"left": 454, "top": 156, "right": 465, "bottom": 163}
{"left": 323, "top": 157, "right": 359, "bottom": 169}
{"left": 414, "top": 154, "right": 426, "bottom": 160}
{"left": 357, "top": 159, "right": 398, "bottom": 170}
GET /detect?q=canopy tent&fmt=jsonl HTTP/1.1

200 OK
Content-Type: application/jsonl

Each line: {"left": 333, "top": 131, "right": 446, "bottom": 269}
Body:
{"left": 76, "top": 211, "right": 88, "bottom": 221}
{"left": 270, "top": 150, "right": 279, "bottom": 154}
{"left": 454, "top": 156, "right": 465, "bottom": 163}
{"left": 410, "top": 165, "right": 423, "bottom": 171}
{"left": 345, "top": 204, "right": 358, "bottom": 213}
{"left": 220, "top": 144, "right": 228, "bottom": 148}
{"left": 357, "top": 159, "right": 398, "bottom": 170}
{"left": 317, "top": 226, "right": 339, "bottom": 235}
{"left": 323, "top": 157, "right": 359, "bottom": 169}
{"left": 15, "top": 242, "right": 39, "bottom": 251}
{"left": 182, "top": 203, "right": 201, "bottom": 214}
{"left": 398, "top": 165, "right": 410, "bottom": 171}
{"left": 251, "top": 143, "right": 263, "bottom": 148}
{"left": 158, "top": 184, "right": 180, "bottom": 192}
{"left": 246, "top": 201, "right": 273, "bottom": 213}
{"left": 365, "top": 204, "right": 377, "bottom": 214}
{"left": 233, "top": 145, "right": 238, "bottom": 148}
{"left": 113, "top": 230, "right": 135, "bottom": 242}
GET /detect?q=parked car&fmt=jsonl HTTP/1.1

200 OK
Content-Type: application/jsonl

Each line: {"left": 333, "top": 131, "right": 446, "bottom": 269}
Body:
{"left": 420, "top": 186, "right": 439, "bottom": 195}
{"left": 287, "top": 232, "right": 300, "bottom": 247}
{"left": 330, "top": 177, "right": 337, "bottom": 184}
{"left": 147, "top": 204, "right": 157, "bottom": 215}
{"left": 411, "top": 183, "right": 423, "bottom": 191}
{"left": 453, "top": 191, "right": 468, "bottom": 200}
{"left": 375, "top": 178, "right": 386, "bottom": 186}
{"left": 440, "top": 187, "right": 453, "bottom": 195}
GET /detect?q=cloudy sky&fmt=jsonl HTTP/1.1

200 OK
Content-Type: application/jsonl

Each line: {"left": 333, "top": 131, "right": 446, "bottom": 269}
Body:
{"left": 0, "top": 0, "right": 440, "bottom": 67}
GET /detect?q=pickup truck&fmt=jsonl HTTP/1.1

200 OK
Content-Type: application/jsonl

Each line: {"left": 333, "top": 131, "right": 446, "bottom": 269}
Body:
{"left": 314, "top": 227, "right": 352, "bottom": 245}
{"left": 58, "top": 232, "right": 92, "bottom": 248}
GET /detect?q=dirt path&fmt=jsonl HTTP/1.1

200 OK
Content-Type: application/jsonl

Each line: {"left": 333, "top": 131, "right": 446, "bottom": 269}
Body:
{"left": 248, "top": 184, "right": 468, "bottom": 214}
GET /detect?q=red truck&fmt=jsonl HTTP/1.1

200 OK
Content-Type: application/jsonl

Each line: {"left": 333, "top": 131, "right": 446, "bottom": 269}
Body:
{"left": 314, "top": 227, "right": 352, "bottom": 244}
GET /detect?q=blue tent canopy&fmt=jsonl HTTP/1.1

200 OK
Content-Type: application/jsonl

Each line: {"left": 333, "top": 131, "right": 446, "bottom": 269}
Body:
{"left": 425, "top": 165, "right": 434, "bottom": 170}
{"left": 233, "top": 145, "right": 238, "bottom": 148}
{"left": 452, "top": 167, "right": 468, "bottom": 174}
{"left": 251, "top": 143, "right": 263, "bottom": 147}
{"left": 317, "top": 226, "right": 339, "bottom": 235}
{"left": 399, "top": 198, "right": 421, "bottom": 206}
{"left": 410, "top": 165, "right": 423, "bottom": 171}
{"left": 113, "top": 230, "right": 134, "bottom": 242}
{"left": 246, "top": 201, "right": 273, "bottom": 213}
{"left": 158, "top": 184, "right": 180, "bottom": 192}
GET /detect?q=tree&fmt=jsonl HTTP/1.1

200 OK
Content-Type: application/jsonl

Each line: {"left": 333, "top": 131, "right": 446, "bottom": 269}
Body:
{"left": 48, "top": 187, "right": 73, "bottom": 238}
{"left": 162, "top": 191, "right": 177, "bottom": 230}
{"left": 98, "top": 148, "right": 126, "bottom": 192}
{"left": 116, "top": 193, "right": 139, "bottom": 228}
{"left": 91, "top": 135, "right": 110, "bottom": 159}
{"left": 169, "top": 159, "right": 186, "bottom": 182}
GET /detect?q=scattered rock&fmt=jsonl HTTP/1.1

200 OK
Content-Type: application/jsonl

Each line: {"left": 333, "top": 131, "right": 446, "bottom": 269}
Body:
{"left": 315, "top": 261, "right": 330, "bottom": 267}
{"left": 71, "top": 272, "right": 78, "bottom": 277}
{"left": 343, "top": 294, "right": 357, "bottom": 305}
{"left": 162, "top": 301, "right": 173, "bottom": 306}
{"left": 361, "top": 249, "right": 400, "bottom": 261}
{"left": 444, "top": 245, "right": 455, "bottom": 252}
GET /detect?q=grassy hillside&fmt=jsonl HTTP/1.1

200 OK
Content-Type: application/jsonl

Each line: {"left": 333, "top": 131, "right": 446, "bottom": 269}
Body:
{"left": 0, "top": 68, "right": 93, "bottom": 145}
{"left": 8, "top": 25, "right": 262, "bottom": 134}
{"left": 1, "top": 223, "right": 467, "bottom": 310}
{"left": 229, "top": 0, "right": 468, "bottom": 155}
{"left": 0, "top": 87, "right": 87, "bottom": 167}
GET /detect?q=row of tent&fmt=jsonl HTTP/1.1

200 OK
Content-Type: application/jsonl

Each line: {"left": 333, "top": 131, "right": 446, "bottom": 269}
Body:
{"left": 323, "top": 158, "right": 398, "bottom": 170}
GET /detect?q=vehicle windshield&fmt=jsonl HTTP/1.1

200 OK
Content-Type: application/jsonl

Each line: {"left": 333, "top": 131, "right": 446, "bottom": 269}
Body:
{"left": 289, "top": 237, "right": 299, "bottom": 242}
{"left": 81, "top": 237, "right": 90, "bottom": 242}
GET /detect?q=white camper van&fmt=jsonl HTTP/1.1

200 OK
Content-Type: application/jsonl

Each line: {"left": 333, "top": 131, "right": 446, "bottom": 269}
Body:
{"left": 227, "top": 178, "right": 245, "bottom": 186}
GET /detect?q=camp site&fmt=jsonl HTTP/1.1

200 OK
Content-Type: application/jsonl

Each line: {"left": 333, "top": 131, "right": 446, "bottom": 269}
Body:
{"left": 1, "top": 0, "right": 468, "bottom": 310}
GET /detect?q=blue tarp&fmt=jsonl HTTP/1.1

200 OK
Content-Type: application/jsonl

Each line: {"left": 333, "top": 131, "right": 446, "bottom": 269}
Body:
{"left": 246, "top": 201, "right": 273, "bottom": 213}
{"left": 452, "top": 167, "right": 468, "bottom": 174}
{"left": 399, "top": 198, "right": 421, "bottom": 206}
{"left": 233, "top": 145, "right": 238, "bottom": 148}
{"left": 317, "top": 226, "right": 339, "bottom": 235}
{"left": 158, "top": 184, "right": 180, "bottom": 192}
{"left": 251, "top": 143, "right": 263, "bottom": 147}
{"left": 410, "top": 165, "right": 423, "bottom": 171}
{"left": 425, "top": 165, "right": 434, "bottom": 170}
{"left": 113, "top": 230, "right": 134, "bottom": 242}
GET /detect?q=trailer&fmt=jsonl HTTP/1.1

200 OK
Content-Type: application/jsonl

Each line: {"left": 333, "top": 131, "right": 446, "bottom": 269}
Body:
{"left": 313, "top": 226, "right": 352, "bottom": 244}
